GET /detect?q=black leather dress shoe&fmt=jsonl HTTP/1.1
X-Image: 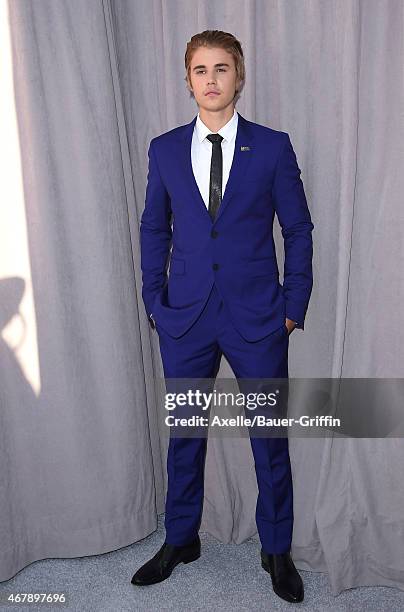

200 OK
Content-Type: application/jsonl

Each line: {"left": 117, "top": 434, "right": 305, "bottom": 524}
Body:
{"left": 131, "top": 536, "right": 201, "bottom": 586}
{"left": 261, "top": 549, "right": 304, "bottom": 603}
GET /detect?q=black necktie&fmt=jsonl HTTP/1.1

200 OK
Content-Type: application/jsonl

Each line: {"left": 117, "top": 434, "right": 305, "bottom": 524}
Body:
{"left": 206, "top": 133, "right": 224, "bottom": 221}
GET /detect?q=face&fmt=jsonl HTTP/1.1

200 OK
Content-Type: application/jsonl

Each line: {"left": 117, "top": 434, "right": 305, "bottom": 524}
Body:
{"left": 187, "top": 46, "right": 242, "bottom": 115}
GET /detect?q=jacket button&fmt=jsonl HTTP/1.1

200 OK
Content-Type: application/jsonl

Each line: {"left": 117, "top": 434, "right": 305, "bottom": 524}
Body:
{"left": 211, "top": 230, "right": 218, "bottom": 238}
{"left": 212, "top": 263, "right": 219, "bottom": 270}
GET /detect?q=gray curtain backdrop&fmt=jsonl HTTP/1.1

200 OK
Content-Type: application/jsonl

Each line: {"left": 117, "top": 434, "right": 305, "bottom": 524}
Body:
{"left": 1, "top": 0, "right": 403, "bottom": 595}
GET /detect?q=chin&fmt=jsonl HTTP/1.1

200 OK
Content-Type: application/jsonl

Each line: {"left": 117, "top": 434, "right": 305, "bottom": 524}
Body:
{"left": 199, "top": 98, "right": 231, "bottom": 111}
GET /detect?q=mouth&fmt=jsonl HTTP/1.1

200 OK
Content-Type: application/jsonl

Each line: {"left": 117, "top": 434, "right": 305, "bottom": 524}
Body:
{"left": 205, "top": 91, "right": 220, "bottom": 96}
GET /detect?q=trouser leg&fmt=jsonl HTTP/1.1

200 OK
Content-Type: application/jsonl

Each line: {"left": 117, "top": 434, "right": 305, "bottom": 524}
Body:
{"left": 216, "top": 298, "right": 293, "bottom": 554}
{"left": 156, "top": 285, "right": 223, "bottom": 546}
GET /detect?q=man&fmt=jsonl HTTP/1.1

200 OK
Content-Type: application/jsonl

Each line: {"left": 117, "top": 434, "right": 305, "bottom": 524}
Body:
{"left": 132, "top": 30, "right": 314, "bottom": 604}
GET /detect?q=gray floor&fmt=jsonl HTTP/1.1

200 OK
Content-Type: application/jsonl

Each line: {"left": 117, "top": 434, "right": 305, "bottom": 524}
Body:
{"left": 1, "top": 515, "right": 403, "bottom": 611}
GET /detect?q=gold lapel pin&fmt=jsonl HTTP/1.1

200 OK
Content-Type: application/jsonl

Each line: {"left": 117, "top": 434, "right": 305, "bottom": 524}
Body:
{"left": 240, "top": 146, "right": 250, "bottom": 151}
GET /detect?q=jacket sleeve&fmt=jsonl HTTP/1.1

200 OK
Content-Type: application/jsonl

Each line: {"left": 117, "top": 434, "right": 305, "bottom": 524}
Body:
{"left": 271, "top": 133, "right": 314, "bottom": 330}
{"left": 140, "top": 138, "right": 172, "bottom": 317}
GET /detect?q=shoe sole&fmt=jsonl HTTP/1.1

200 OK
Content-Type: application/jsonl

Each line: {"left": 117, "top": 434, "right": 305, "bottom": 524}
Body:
{"left": 132, "top": 550, "right": 201, "bottom": 586}
{"left": 261, "top": 560, "right": 304, "bottom": 603}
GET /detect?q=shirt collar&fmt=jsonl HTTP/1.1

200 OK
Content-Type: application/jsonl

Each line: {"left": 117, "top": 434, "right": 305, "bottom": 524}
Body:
{"left": 195, "top": 108, "right": 238, "bottom": 144}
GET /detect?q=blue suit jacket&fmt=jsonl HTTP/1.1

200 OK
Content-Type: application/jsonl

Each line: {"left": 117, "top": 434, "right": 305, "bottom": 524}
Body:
{"left": 140, "top": 112, "right": 314, "bottom": 341}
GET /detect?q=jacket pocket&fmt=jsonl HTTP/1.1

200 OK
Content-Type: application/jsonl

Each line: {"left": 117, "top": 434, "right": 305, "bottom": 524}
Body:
{"left": 248, "top": 258, "right": 278, "bottom": 279}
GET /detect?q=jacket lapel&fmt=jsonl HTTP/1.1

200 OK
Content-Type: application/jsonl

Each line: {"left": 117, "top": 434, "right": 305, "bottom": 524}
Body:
{"left": 178, "top": 112, "right": 255, "bottom": 224}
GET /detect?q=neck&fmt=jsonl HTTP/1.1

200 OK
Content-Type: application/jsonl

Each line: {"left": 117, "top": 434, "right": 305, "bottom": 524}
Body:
{"left": 198, "top": 105, "right": 235, "bottom": 133}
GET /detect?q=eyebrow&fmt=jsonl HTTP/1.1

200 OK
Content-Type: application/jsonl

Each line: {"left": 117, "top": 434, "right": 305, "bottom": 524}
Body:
{"left": 192, "top": 63, "right": 230, "bottom": 71}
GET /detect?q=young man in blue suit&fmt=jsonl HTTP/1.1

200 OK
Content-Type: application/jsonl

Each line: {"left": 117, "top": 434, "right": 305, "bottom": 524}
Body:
{"left": 132, "top": 30, "right": 314, "bottom": 604}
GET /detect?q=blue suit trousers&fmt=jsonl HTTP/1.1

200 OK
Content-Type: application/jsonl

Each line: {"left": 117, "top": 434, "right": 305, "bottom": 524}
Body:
{"left": 155, "top": 282, "right": 293, "bottom": 555}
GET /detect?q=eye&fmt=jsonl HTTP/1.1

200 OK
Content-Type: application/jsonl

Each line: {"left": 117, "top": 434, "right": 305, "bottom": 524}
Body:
{"left": 195, "top": 68, "right": 227, "bottom": 74}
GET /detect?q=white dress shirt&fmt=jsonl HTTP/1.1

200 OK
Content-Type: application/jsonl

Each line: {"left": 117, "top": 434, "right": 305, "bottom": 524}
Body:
{"left": 191, "top": 108, "right": 238, "bottom": 209}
